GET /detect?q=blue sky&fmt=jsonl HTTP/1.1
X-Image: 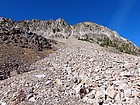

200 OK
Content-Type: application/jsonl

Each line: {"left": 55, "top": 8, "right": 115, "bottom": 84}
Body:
{"left": 0, "top": 0, "right": 140, "bottom": 47}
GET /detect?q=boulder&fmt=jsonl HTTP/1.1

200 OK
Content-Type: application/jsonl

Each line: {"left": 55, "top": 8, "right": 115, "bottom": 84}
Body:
{"left": 107, "top": 89, "right": 117, "bottom": 99}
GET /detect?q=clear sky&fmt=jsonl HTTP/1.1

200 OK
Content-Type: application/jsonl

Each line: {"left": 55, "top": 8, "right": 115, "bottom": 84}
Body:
{"left": 0, "top": 0, "right": 140, "bottom": 47}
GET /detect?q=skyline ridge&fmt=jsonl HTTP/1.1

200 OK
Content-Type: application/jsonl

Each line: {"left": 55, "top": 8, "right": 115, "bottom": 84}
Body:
{"left": 0, "top": 16, "right": 139, "bottom": 48}
{"left": 0, "top": 0, "right": 139, "bottom": 46}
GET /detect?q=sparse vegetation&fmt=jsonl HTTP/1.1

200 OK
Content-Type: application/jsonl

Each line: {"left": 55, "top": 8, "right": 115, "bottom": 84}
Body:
{"left": 77, "top": 35, "right": 93, "bottom": 43}
{"left": 99, "top": 37, "right": 115, "bottom": 47}
{"left": 78, "top": 36, "right": 140, "bottom": 55}
{"left": 97, "top": 37, "right": 140, "bottom": 55}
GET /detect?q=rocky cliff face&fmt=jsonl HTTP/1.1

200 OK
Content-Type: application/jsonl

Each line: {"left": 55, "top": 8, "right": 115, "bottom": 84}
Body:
{"left": 1, "top": 17, "right": 140, "bottom": 80}
{"left": 16, "top": 18, "right": 71, "bottom": 38}
{"left": 0, "top": 17, "right": 140, "bottom": 80}
{"left": 0, "top": 17, "right": 52, "bottom": 51}
{"left": 0, "top": 17, "right": 140, "bottom": 105}
{"left": 0, "top": 17, "right": 54, "bottom": 80}
{"left": 1, "top": 17, "right": 138, "bottom": 55}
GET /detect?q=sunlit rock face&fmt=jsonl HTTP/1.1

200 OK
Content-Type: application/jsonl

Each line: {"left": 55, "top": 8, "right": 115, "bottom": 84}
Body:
{"left": 0, "top": 17, "right": 140, "bottom": 105}
{"left": 14, "top": 17, "right": 140, "bottom": 55}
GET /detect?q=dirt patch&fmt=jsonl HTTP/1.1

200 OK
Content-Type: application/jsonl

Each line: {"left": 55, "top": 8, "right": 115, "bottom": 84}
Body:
{"left": 0, "top": 43, "right": 55, "bottom": 80}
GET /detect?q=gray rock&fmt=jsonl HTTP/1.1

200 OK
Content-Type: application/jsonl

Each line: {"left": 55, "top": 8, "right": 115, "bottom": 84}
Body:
{"left": 0, "top": 18, "right": 140, "bottom": 105}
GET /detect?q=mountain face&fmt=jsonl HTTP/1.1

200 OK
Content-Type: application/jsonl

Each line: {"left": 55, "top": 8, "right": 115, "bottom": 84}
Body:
{"left": 16, "top": 18, "right": 71, "bottom": 38}
{"left": 72, "top": 22, "right": 140, "bottom": 55}
{"left": 0, "top": 17, "right": 140, "bottom": 105}
{"left": 1, "top": 17, "right": 139, "bottom": 55}
{"left": 0, "top": 36, "right": 140, "bottom": 105}
{"left": 0, "top": 17, "right": 53, "bottom": 80}
{"left": 0, "top": 17, "right": 140, "bottom": 79}
{"left": 0, "top": 18, "right": 52, "bottom": 51}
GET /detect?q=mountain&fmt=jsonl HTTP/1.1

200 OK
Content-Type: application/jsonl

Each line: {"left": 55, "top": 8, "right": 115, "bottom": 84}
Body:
{"left": 0, "top": 17, "right": 55, "bottom": 80}
{"left": 1, "top": 17, "right": 139, "bottom": 55}
{"left": 0, "top": 36, "right": 140, "bottom": 105}
{"left": 0, "top": 17, "right": 140, "bottom": 105}
{"left": 72, "top": 22, "right": 140, "bottom": 55}
{"left": 16, "top": 18, "right": 71, "bottom": 38}
{"left": 0, "top": 17, "right": 140, "bottom": 79}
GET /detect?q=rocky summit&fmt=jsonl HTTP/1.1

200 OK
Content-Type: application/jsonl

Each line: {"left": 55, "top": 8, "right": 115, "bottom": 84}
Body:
{"left": 0, "top": 17, "right": 140, "bottom": 105}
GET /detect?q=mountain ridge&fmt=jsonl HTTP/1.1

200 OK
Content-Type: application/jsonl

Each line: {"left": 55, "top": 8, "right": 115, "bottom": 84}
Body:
{"left": 0, "top": 17, "right": 140, "bottom": 105}
{"left": 0, "top": 17, "right": 139, "bottom": 55}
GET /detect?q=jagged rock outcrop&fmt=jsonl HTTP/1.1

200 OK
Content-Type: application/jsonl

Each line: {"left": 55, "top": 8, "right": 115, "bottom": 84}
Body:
{"left": 0, "top": 17, "right": 52, "bottom": 51}
{"left": 72, "top": 22, "right": 140, "bottom": 55}
{"left": 0, "top": 17, "right": 138, "bottom": 55}
{"left": 16, "top": 18, "right": 71, "bottom": 38}
{"left": 0, "top": 30, "right": 51, "bottom": 51}
{"left": 0, "top": 17, "right": 140, "bottom": 55}
{"left": 0, "top": 17, "right": 140, "bottom": 105}
{"left": 0, "top": 17, "right": 140, "bottom": 80}
{"left": 0, "top": 17, "right": 54, "bottom": 80}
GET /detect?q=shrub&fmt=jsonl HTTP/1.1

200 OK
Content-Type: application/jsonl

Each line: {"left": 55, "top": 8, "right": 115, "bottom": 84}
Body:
{"left": 97, "top": 37, "right": 138, "bottom": 55}
{"left": 77, "top": 35, "right": 92, "bottom": 43}
{"left": 98, "top": 37, "right": 114, "bottom": 47}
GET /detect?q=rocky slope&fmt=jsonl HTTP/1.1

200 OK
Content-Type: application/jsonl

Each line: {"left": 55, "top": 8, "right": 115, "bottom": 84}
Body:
{"left": 72, "top": 22, "right": 140, "bottom": 55}
{"left": 0, "top": 17, "right": 56, "bottom": 80}
{"left": 0, "top": 17, "right": 140, "bottom": 105}
{"left": 16, "top": 18, "right": 71, "bottom": 38}
{"left": 1, "top": 17, "right": 140, "bottom": 55}
{"left": 0, "top": 18, "right": 52, "bottom": 51}
{"left": 14, "top": 18, "right": 140, "bottom": 55}
{"left": 0, "top": 38, "right": 140, "bottom": 105}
